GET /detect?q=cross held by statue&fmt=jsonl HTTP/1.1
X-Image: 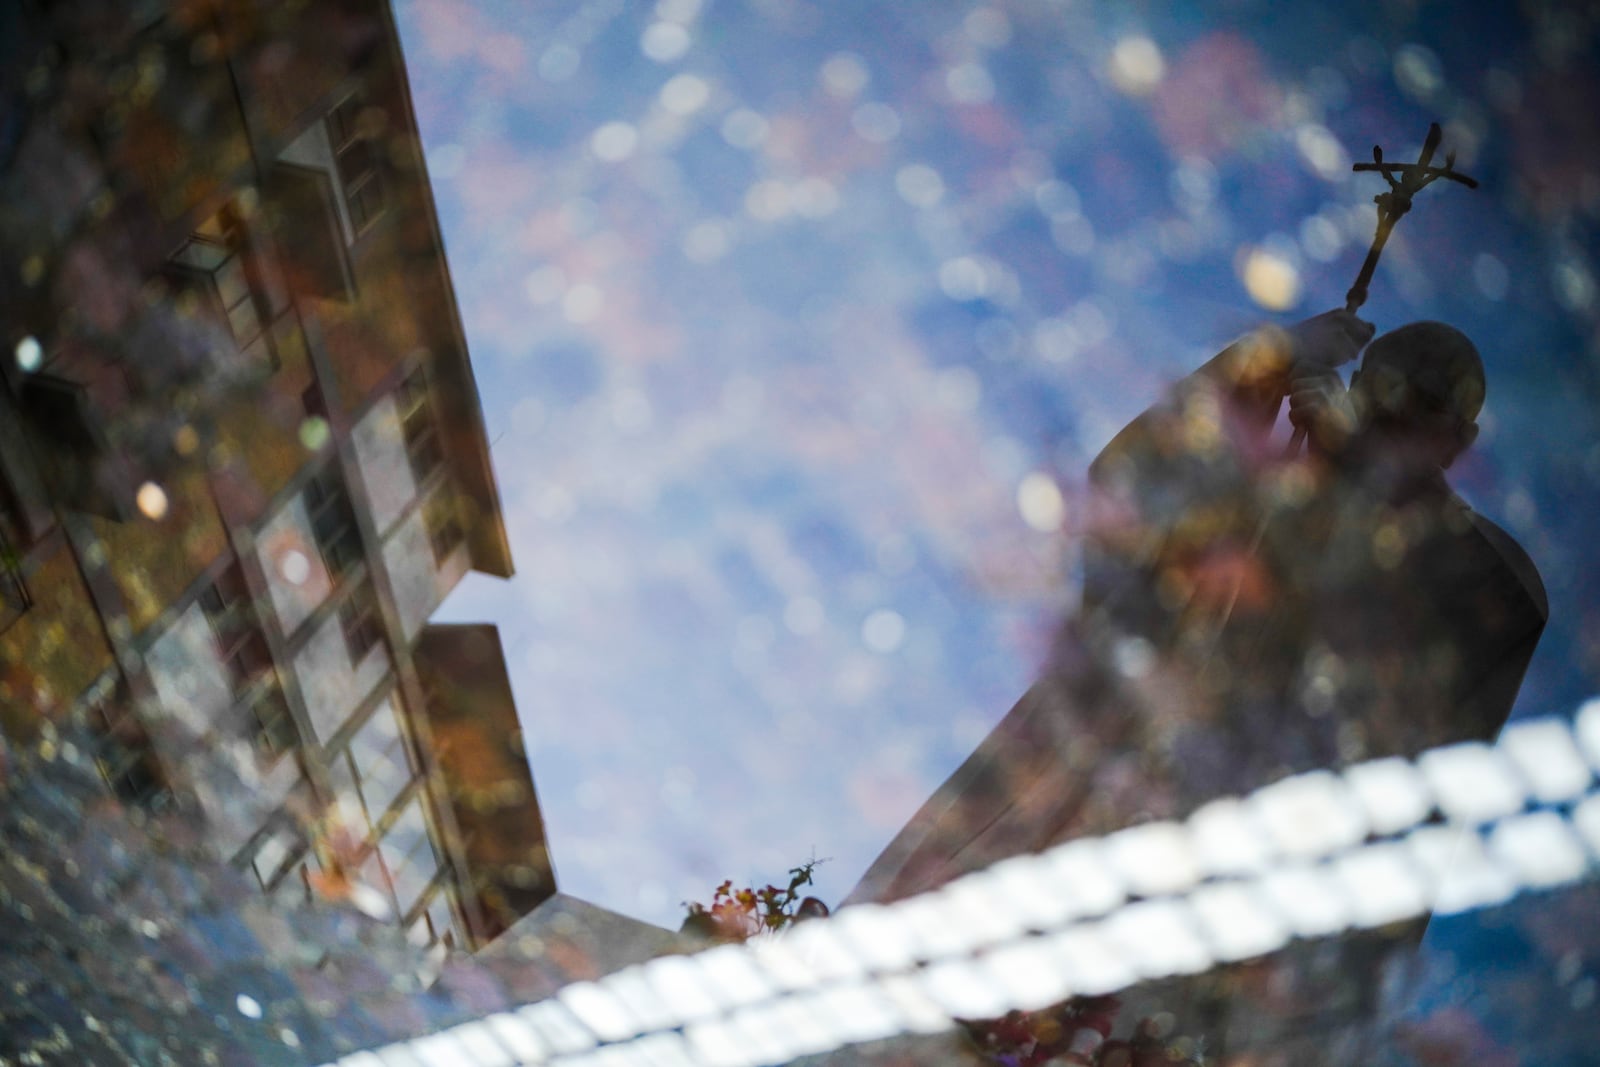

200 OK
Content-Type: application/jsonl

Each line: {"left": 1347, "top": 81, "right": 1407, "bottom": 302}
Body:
{"left": 1344, "top": 121, "right": 1479, "bottom": 314}
{"left": 1284, "top": 122, "right": 1479, "bottom": 458}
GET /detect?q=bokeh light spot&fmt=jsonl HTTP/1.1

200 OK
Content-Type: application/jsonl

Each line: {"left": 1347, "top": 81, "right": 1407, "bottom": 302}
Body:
{"left": 1170, "top": 157, "right": 1219, "bottom": 210}
{"left": 136, "top": 481, "right": 169, "bottom": 520}
{"left": 744, "top": 179, "right": 792, "bottom": 221}
{"left": 1473, "top": 253, "right": 1510, "bottom": 302}
{"left": 820, "top": 53, "right": 869, "bottom": 99}
{"left": 946, "top": 62, "right": 996, "bottom": 104}
{"left": 1034, "top": 179, "right": 1081, "bottom": 220}
{"left": 538, "top": 43, "right": 580, "bottom": 82}
{"left": 939, "top": 257, "right": 989, "bottom": 301}
{"left": 1555, "top": 261, "right": 1596, "bottom": 313}
{"left": 235, "top": 994, "right": 262, "bottom": 1020}
{"left": 862, "top": 609, "right": 907, "bottom": 654}
{"left": 1240, "top": 246, "right": 1303, "bottom": 310}
{"left": 895, "top": 164, "right": 945, "bottom": 208}
{"left": 14, "top": 335, "right": 42, "bottom": 371}
{"left": 1393, "top": 43, "right": 1444, "bottom": 101}
{"left": 720, "top": 108, "right": 768, "bottom": 148}
{"left": 660, "top": 73, "right": 710, "bottom": 115}
{"left": 1018, "top": 472, "right": 1065, "bottom": 532}
{"left": 563, "top": 283, "right": 604, "bottom": 323}
{"left": 1108, "top": 36, "right": 1165, "bottom": 96}
{"left": 792, "top": 177, "right": 840, "bottom": 219}
{"left": 278, "top": 549, "right": 311, "bottom": 586}
{"left": 1299, "top": 215, "right": 1344, "bottom": 263}
{"left": 591, "top": 121, "right": 638, "bottom": 162}
{"left": 1295, "top": 124, "right": 1351, "bottom": 181}
{"left": 641, "top": 21, "right": 691, "bottom": 63}
{"left": 851, "top": 102, "right": 901, "bottom": 143}
{"left": 298, "top": 415, "right": 330, "bottom": 451}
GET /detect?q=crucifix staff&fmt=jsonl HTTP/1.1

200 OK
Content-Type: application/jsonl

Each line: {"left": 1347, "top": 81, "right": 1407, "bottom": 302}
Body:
{"left": 1205, "top": 123, "right": 1482, "bottom": 659}
{"left": 1285, "top": 121, "right": 1479, "bottom": 455}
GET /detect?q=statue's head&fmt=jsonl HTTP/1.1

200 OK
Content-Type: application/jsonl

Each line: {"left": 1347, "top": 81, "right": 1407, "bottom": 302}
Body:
{"left": 1350, "top": 321, "right": 1483, "bottom": 472}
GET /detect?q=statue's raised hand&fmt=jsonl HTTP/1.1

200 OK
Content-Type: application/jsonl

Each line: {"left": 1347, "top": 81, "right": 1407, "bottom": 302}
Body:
{"left": 1285, "top": 308, "right": 1375, "bottom": 372}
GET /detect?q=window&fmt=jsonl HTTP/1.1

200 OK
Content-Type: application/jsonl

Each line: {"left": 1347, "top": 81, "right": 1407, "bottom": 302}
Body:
{"left": 396, "top": 369, "right": 445, "bottom": 485}
{"left": 199, "top": 564, "right": 297, "bottom": 756}
{"left": 267, "top": 162, "right": 355, "bottom": 303}
{"left": 328, "top": 94, "right": 385, "bottom": 238}
{"left": 171, "top": 209, "right": 271, "bottom": 364}
{"left": 250, "top": 686, "right": 298, "bottom": 757}
{"left": 339, "top": 587, "right": 383, "bottom": 666}
{"left": 407, "top": 887, "right": 460, "bottom": 951}
{"left": 360, "top": 848, "right": 396, "bottom": 912}
{"left": 272, "top": 863, "right": 311, "bottom": 907}
{"left": 425, "top": 494, "right": 465, "bottom": 565}
{"left": 249, "top": 824, "right": 307, "bottom": 896}
{"left": 198, "top": 565, "right": 272, "bottom": 692}
{"left": 378, "top": 797, "right": 442, "bottom": 917}
{"left": 304, "top": 465, "right": 362, "bottom": 579}
{"left": 336, "top": 698, "right": 415, "bottom": 826}
{"left": 86, "top": 690, "right": 168, "bottom": 807}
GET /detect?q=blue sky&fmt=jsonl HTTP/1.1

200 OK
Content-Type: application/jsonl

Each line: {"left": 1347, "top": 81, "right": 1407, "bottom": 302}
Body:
{"left": 393, "top": 0, "right": 1600, "bottom": 928}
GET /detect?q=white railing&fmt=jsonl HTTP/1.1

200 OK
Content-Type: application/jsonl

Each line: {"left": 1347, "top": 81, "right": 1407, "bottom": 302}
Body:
{"left": 320, "top": 700, "right": 1600, "bottom": 1067}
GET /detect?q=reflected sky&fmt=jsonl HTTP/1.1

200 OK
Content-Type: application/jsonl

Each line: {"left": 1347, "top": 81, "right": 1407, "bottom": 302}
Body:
{"left": 392, "top": 0, "right": 1600, "bottom": 927}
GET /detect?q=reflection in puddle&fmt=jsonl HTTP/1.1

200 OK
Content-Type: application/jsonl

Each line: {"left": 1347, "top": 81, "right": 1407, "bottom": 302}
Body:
{"left": 2, "top": 1, "right": 1599, "bottom": 1065}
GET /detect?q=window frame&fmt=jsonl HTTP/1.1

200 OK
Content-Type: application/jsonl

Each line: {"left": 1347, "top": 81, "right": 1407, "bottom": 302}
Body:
{"left": 86, "top": 690, "right": 168, "bottom": 807}
{"left": 334, "top": 696, "right": 418, "bottom": 831}
{"left": 168, "top": 208, "right": 276, "bottom": 370}
{"left": 338, "top": 586, "right": 383, "bottom": 667}
{"left": 249, "top": 684, "right": 299, "bottom": 759}
{"left": 424, "top": 493, "right": 465, "bottom": 566}
{"left": 327, "top": 94, "right": 386, "bottom": 240}
{"left": 377, "top": 795, "right": 444, "bottom": 919}
{"left": 396, "top": 368, "right": 446, "bottom": 487}
{"left": 303, "top": 465, "right": 363, "bottom": 581}
{"left": 198, "top": 564, "right": 273, "bottom": 693}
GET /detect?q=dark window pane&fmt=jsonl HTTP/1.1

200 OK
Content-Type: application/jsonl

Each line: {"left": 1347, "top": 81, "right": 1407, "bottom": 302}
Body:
{"left": 426, "top": 498, "right": 464, "bottom": 564}
{"left": 399, "top": 371, "right": 444, "bottom": 484}
{"left": 305, "top": 468, "right": 362, "bottom": 580}
{"left": 200, "top": 565, "right": 272, "bottom": 693}
{"left": 213, "top": 253, "right": 252, "bottom": 309}
{"left": 349, "top": 181, "right": 384, "bottom": 234}
{"left": 335, "top": 138, "right": 378, "bottom": 190}
{"left": 252, "top": 687, "right": 297, "bottom": 755}
{"left": 339, "top": 592, "right": 382, "bottom": 665}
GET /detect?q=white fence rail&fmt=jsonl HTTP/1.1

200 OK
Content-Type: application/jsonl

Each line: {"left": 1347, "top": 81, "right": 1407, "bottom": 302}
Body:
{"left": 324, "top": 701, "right": 1600, "bottom": 1067}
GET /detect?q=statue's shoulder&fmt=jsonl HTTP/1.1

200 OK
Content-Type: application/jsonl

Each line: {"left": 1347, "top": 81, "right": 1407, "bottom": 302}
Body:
{"left": 1456, "top": 496, "right": 1549, "bottom": 621}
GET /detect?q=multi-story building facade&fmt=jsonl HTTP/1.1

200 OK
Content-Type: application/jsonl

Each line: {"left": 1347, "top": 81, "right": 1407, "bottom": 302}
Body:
{"left": 0, "top": 0, "right": 550, "bottom": 962}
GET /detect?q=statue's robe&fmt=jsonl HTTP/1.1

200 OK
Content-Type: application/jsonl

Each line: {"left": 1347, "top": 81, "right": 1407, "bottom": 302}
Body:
{"left": 842, "top": 329, "right": 1547, "bottom": 1061}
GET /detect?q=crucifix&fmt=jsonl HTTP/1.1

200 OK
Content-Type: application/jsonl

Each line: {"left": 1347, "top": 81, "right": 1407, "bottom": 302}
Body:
{"left": 1286, "top": 121, "right": 1479, "bottom": 455}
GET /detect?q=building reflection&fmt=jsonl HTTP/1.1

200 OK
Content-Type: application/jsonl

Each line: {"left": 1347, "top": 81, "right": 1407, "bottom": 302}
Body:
{"left": 0, "top": 0, "right": 552, "bottom": 981}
